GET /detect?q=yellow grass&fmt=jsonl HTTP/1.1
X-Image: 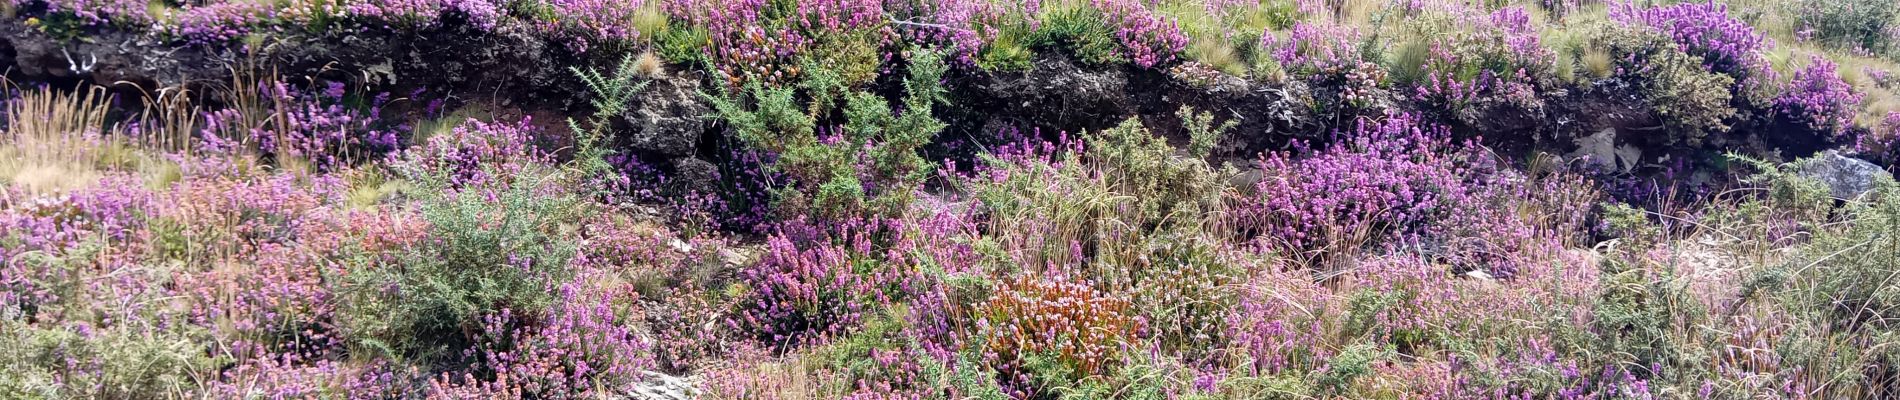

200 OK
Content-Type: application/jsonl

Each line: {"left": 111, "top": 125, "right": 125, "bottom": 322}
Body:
{"left": 1, "top": 85, "right": 124, "bottom": 194}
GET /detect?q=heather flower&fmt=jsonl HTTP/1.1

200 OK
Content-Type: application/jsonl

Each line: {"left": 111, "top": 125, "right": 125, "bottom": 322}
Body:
{"left": 1227, "top": 266, "right": 1335, "bottom": 376}
{"left": 1239, "top": 113, "right": 1470, "bottom": 261}
{"left": 399, "top": 116, "right": 548, "bottom": 188}
{"left": 534, "top": 0, "right": 645, "bottom": 50}
{"left": 9, "top": 0, "right": 151, "bottom": 28}
{"left": 199, "top": 80, "right": 407, "bottom": 170}
{"left": 1858, "top": 111, "right": 1900, "bottom": 161}
{"left": 1262, "top": 22, "right": 1367, "bottom": 78}
{"left": 1775, "top": 57, "right": 1864, "bottom": 136}
{"left": 1611, "top": 0, "right": 1771, "bottom": 79}
{"left": 734, "top": 221, "right": 912, "bottom": 349}
{"left": 165, "top": 2, "right": 272, "bottom": 46}
{"left": 464, "top": 274, "right": 655, "bottom": 399}
{"left": 885, "top": 0, "right": 1002, "bottom": 65}
{"left": 1093, "top": 0, "right": 1188, "bottom": 69}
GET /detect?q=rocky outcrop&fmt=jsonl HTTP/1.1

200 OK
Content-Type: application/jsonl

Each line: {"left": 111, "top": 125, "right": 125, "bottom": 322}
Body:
{"left": 616, "top": 73, "right": 711, "bottom": 157}
{"left": 1798, "top": 150, "right": 1891, "bottom": 200}
{"left": 618, "top": 371, "right": 700, "bottom": 400}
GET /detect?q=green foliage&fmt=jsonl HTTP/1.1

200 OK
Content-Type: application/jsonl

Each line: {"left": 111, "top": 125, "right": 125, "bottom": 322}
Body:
{"left": 981, "top": 26, "right": 1037, "bottom": 72}
{"left": 655, "top": 25, "right": 712, "bottom": 65}
{"left": 704, "top": 49, "right": 949, "bottom": 220}
{"left": 1219, "top": 373, "right": 1312, "bottom": 399}
{"left": 1797, "top": 0, "right": 1900, "bottom": 60}
{"left": 571, "top": 55, "right": 652, "bottom": 118}
{"left": 1642, "top": 50, "right": 1736, "bottom": 144}
{"left": 569, "top": 54, "right": 653, "bottom": 195}
{"left": 1027, "top": 6, "right": 1124, "bottom": 66}
{"left": 1179, "top": 105, "right": 1237, "bottom": 159}
{"left": 339, "top": 161, "right": 584, "bottom": 360}
{"left": 1793, "top": 171, "right": 1900, "bottom": 330}
{"left": 1341, "top": 289, "right": 1399, "bottom": 339}
{"left": 1384, "top": 38, "right": 1433, "bottom": 87}
{"left": 1083, "top": 118, "right": 1225, "bottom": 221}
{"left": 1590, "top": 254, "right": 1711, "bottom": 385}
{"left": 1593, "top": 24, "right": 1736, "bottom": 145}
{"left": 1312, "top": 342, "right": 1389, "bottom": 394}
{"left": 937, "top": 349, "right": 1011, "bottom": 400}
{"left": 0, "top": 319, "right": 218, "bottom": 399}
{"left": 1599, "top": 202, "right": 1661, "bottom": 247}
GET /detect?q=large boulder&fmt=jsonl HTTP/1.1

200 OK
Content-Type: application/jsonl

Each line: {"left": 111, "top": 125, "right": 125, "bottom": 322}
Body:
{"left": 616, "top": 73, "right": 710, "bottom": 157}
{"left": 1797, "top": 150, "right": 1891, "bottom": 200}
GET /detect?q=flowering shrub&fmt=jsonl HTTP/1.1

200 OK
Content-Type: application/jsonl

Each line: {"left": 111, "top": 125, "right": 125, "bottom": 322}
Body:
{"left": 1261, "top": 22, "right": 1386, "bottom": 105}
{"left": 884, "top": 0, "right": 1001, "bottom": 66}
{"left": 1611, "top": 0, "right": 1770, "bottom": 79}
{"left": 1589, "top": 23, "right": 1740, "bottom": 145}
{"left": 8, "top": 0, "right": 151, "bottom": 34}
{"left": 524, "top": 0, "right": 647, "bottom": 50}
{"left": 199, "top": 80, "right": 407, "bottom": 171}
{"left": 165, "top": 2, "right": 271, "bottom": 46}
{"left": 278, "top": 0, "right": 504, "bottom": 31}
{"left": 735, "top": 231, "right": 897, "bottom": 349}
{"left": 1861, "top": 111, "right": 1900, "bottom": 161}
{"left": 1796, "top": 0, "right": 1899, "bottom": 58}
{"left": 1092, "top": 0, "right": 1187, "bottom": 69}
{"left": 1226, "top": 265, "right": 1335, "bottom": 376}
{"left": 7, "top": 1, "right": 1900, "bottom": 398}
{"left": 1262, "top": 22, "right": 1368, "bottom": 80}
{"left": 1775, "top": 57, "right": 1865, "bottom": 136}
{"left": 463, "top": 277, "right": 655, "bottom": 399}
{"left": 978, "top": 274, "right": 1135, "bottom": 398}
{"left": 1239, "top": 114, "right": 1471, "bottom": 263}
{"left": 1390, "top": 6, "right": 1555, "bottom": 124}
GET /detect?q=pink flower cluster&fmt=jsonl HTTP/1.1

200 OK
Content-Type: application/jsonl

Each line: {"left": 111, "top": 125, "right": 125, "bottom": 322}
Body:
{"left": 1093, "top": 0, "right": 1188, "bottom": 69}
{"left": 1775, "top": 57, "right": 1865, "bottom": 136}
{"left": 1612, "top": 0, "right": 1770, "bottom": 78}
{"left": 1263, "top": 22, "right": 1367, "bottom": 78}
{"left": 166, "top": 2, "right": 272, "bottom": 46}
{"left": 1240, "top": 113, "right": 1471, "bottom": 260}
{"left": 734, "top": 220, "right": 910, "bottom": 348}
{"left": 536, "top": 0, "right": 645, "bottom": 48}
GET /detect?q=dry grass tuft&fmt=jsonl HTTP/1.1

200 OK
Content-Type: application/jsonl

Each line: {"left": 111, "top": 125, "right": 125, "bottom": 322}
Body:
{"left": 1, "top": 84, "right": 124, "bottom": 193}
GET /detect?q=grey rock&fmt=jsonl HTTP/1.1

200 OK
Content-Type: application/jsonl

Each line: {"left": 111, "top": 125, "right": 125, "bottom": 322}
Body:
{"left": 670, "top": 157, "right": 719, "bottom": 192}
{"left": 1797, "top": 150, "right": 1891, "bottom": 200}
{"left": 619, "top": 75, "right": 710, "bottom": 157}
{"left": 620, "top": 371, "right": 700, "bottom": 400}
{"left": 1567, "top": 128, "right": 1641, "bottom": 173}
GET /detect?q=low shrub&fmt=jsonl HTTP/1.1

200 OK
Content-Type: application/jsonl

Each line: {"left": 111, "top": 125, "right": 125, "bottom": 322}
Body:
{"left": 1590, "top": 23, "right": 1738, "bottom": 145}
{"left": 705, "top": 50, "right": 948, "bottom": 221}
{"left": 1238, "top": 113, "right": 1471, "bottom": 265}
{"left": 1796, "top": 0, "right": 1900, "bottom": 59}
{"left": 1776, "top": 57, "right": 1865, "bottom": 138}
{"left": 336, "top": 118, "right": 584, "bottom": 361}
{"left": 978, "top": 274, "right": 1135, "bottom": 398}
